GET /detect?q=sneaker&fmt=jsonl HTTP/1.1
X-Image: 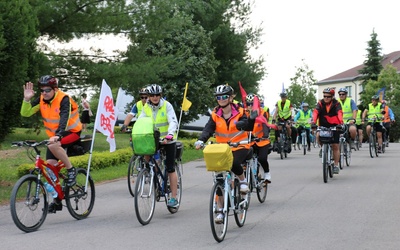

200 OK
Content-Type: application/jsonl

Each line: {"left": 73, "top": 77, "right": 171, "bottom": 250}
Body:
{"left": 264, "top": 172, "right": 271, "bottom": 183}
{"left": 377, "top": 146, "right": 382, "bottom": 153}
{"left": 333, "top": 165, "right": 339, "bottom": 174}
{"left": 66, "top": 167, "right": 76, "bottom": 187}
{"left": 215, "top": 213, "right": 224, "bottom": 224}
{"left": 350, "top": 140, "right": 356, "bottom": 150}
{"left": 359, "top": 143, "right": 362, "bottom": 148}
{"left": 240, "top": 183, "right": 250, "bottom": 193}
{"left": 48, "top": 199, "right": 62, "bottom": 213}
{"left": 167, "top": 198, "right": 179, "bottom": 208}
{"left": 319, "top": 149, "right": 322, "bottom": 158}
{"left": 307, "top": 146, "right": 311, "bottom": 152}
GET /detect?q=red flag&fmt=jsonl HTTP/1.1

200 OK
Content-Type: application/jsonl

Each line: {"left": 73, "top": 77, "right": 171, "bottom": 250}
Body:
{"left": 253, "top": 96, "right": 278, "bottom": 130}
{"left": 238, "top": 81, "right": 247, "bottom": 109}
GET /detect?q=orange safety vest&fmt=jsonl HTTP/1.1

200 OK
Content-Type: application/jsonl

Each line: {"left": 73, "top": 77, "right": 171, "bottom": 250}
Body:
{"left": 383, "top": 105, "right": 390, "bottom": 123}
{"left": 40, "top": 90, "right": 82, "bottom": 137}
{"left": 212, "top": 107, "right": 250, "bottom": 151}
{"left": 246, "top": 108, "right": 270, "bottom": 147}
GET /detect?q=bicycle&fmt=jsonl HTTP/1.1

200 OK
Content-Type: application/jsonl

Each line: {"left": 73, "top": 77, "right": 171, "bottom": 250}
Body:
{"left": 276, "top": 121, "right": 290, "bottom": 159}
{"left": 10, "top": 140, "right": 95, "bottom": 233}
{"left": 338, "top": 124, "right": 351, "bottom": 169}
{"left": 318, "top": 126, "right": 339, "bottom": 183}
{"left": 295, "top": 122, "right": 309, "bottom": 155}
{"left": 134, "top": 140, "right": 183, "bottom": 225}
{"left": 365, "top": 117, "right": 382, "bottom": 158}
{"left": 244, "top": 136, "right": 268, "bottom": 205}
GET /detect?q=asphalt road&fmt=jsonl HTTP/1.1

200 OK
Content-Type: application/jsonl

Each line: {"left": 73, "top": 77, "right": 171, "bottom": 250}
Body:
{"left": 1, "top": 143, "right": 400, "bottom": 250}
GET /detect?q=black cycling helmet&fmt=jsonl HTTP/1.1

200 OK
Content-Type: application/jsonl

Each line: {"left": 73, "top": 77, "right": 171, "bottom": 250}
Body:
{"left": 371, "top": 95, "right": 379, "bottom": 100}
{"left": 214, "top": 84, "right": 234, "bottom": 96}
{"left": 139, "top": 87, "right": 148, "bottom": 95}
{"left": 338, "top": 87, "right": 348, "bottom": 94}
{"left": 246, "top": 93, "right": 255, "bottom": 103}
{"left": 280, "top": 92, "right": 287, "bottom": 98}
{"left": 323, "top": 87, "right": 335, "bottom": 96}
{"left": 38, "top": 75, "right": 58, "bottom": 88}
{"left": 146, "top": 84, "right": 162, "bottom": 95}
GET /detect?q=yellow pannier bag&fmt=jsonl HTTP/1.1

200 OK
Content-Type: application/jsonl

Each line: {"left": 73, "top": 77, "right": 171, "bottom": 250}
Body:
{"left": 203, "top": 144, "right": 233, "bottom": 172}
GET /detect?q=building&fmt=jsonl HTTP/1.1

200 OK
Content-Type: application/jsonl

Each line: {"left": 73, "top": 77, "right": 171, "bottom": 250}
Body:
{"left": 316, "top": 50, "right": 400, "bottom": 103}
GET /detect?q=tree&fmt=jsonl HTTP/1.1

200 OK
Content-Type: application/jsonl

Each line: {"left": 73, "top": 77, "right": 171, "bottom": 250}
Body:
{"left": 0, "top": 0, "right": 39, "bottom": 143}
{"left": 286, "top": 59, "right": 317, "bottom": 109}
{"left": 358, "top": 29, "right": 383, "bottom": 104}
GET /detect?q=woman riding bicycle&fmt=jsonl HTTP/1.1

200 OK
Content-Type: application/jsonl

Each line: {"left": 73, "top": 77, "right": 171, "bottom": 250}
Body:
{"left": 21, "top": 75, "right": 82, "bottom": 212}
{"left": 194, "top": 84, "right": 256, "bottom": 223}
{"left": 312, "top": 87, "right": 343, "bottom": 174}
{"left": 138, "top": 84, "right": 179, "bottom": 208}
{"left": 362, "top": 95, "right": 385, "bottom": 153}
{"left": 245, "top": 93, "right": 272, "bottom": 183}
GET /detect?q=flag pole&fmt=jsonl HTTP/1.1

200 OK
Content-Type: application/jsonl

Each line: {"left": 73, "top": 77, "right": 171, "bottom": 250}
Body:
{"left": 85, "top": 117, "right": 98, "bottom": 192}
{"left": 176, "top": 82, "right": 189, "bottom": 140}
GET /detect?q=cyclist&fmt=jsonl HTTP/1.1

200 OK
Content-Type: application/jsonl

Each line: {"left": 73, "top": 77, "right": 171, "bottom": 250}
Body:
{"left": 138, "top": 84, "right": 179, "bottom": 208}
{"left": 120, "top": 87, "right": 148, "bottom": 132}
{"left": 294, "top": 102, "right": 312, "bottom": 152}
{"left": 21, "top": 76, "right": 82, "bottom": 211}
{"left": 362, "top": 95, "right": 385, "bottom": 153}
{"left": 312, "top": 88, "right": 343, "bottom": 174}
{"left": 355, "top": 104, "right": 365, "bottom": 148}
{"left": 245, "top": 93, "right": 271, "bottom": 183}
{"left": 381, "top": 100, "right": 395, "bottom": 147}
{"left": 194, "top": 84, "right": 256, "bottom": 223}
{"left": 272, "top": 92, "right": 295, "bottom": 153}
{"left": 337, "top": 88, "right": 358, "bottom": 149}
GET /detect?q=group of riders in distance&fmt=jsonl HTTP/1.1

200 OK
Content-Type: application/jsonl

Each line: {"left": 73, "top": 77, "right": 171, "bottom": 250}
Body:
{"left": 10, "top": 77, "right": 395, "bottom": 240}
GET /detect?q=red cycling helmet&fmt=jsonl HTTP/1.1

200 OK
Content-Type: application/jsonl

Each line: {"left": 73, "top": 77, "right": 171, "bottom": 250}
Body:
{"left": 38, "top": 75, "right": 58, "bottom": 88}
{"left": 323, "top": 87, "right": 335, "bottom": 96}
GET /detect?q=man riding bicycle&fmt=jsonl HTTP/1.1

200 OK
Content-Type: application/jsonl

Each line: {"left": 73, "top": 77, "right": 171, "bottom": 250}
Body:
{"left": 381, "top": 100, "right": 395, "bottom": 147}
{"left": 362, "top": 95, "right": 385, "bottom": 153}
{"left": 194, "top": 84, "right": 256, "bottom": 223}
{"left": 294, "top": 102, "right": 312, "bottom": 152}
{"left": 272, "top": 92, "right": 295, "bottom": 153}
{"left": 21, "top": 75, "right": 82, "bottom": 212}
{"left": 138, "top": 84, "right": 179, "bottom": 208}
{"left": 337, "top": 87, "right": 358, "bottom": 149}
{"left": 313, "top": 88, "right": 343, "bottom": 174}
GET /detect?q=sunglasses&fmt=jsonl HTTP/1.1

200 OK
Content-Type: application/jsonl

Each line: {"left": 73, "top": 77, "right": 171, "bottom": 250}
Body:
{"left": 246, "top": 102, "right": 253, "bottom": 106}
{"left": 40, "top": 88, "right": 53, "bottom": 93}
{"left": 216, "top": 95, "right": 230, "bottom": 101}
{"left": 323, "top": 95, "right": 332, "bottom": 98}
{"left": 149, "top": 94, "right": 161, "bottom": 97}
{"left": 140, "top": 96, "right": 147, "bottom": 99}
{"left": 339, "top": 94, "right": 346, "bottom": 96}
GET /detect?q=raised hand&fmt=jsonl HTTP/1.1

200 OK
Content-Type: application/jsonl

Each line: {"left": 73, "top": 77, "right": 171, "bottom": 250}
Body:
{"left": 23, "top": 82, "right": 35, "bottom": 101}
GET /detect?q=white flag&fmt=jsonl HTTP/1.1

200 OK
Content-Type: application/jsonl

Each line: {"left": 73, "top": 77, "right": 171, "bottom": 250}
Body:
{"left": 94, "top": 79, "right": 116, "bottom": 152}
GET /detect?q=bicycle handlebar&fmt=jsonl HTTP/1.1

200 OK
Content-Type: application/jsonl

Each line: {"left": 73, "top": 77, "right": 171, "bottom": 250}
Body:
{"left": 11, "top": 140, "right": 49, "bottom": 148}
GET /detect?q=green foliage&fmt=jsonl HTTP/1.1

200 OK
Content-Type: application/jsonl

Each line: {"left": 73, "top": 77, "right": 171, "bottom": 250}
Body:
{"left": 287, "top": 59, "right": 317, "bottom": 108}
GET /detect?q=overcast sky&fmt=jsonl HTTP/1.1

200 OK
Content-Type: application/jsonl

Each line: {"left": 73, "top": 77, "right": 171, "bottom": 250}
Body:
{"left": 249, "top": 0, "right": 400, "bottom": 108}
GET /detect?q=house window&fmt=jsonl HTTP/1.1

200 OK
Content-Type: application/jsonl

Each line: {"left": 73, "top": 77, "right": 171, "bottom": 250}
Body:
{"left": 345, "top": 86, "right": 352, "bottom": 97}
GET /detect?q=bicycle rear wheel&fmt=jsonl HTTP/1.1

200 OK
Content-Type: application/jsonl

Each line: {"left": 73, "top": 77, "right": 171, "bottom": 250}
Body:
{"left": 322, "top": 144, "right": 328, "bottom": 183}
{"left": 209, "top": 181, "right": 228, "bottom": 242}
{"left": 10, "top": 174, "right": 48, "bottom": 232}
{"left": 166, "top": 161, "right": 182, "bottom": 214}
{"left": 369, "top": 134, "right": 375, "bottom": 158}
{"left": 128, "top": 155, "right": 143, "bottom": 197}
{"left": 339, "top": 141, "right": 344, "bottom": 170}
{"left": 256, "top": 162, "right": 267, "bottom": 203}
{"left": 345, "top": 142, "right": 351, "bottom": 166}
{"left": 134, "top": 168, "right": 156, "bottom": 225}
{"left": 233, "top": 179, "right": 248, "bottom": 227}
{"left": 65, "top": 168, "right": 95, "bottom": 220}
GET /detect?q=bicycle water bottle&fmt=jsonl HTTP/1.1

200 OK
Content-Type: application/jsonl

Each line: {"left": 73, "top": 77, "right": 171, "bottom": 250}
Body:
{"left": 154, "top": 150, "right": 161, "bottom": 166}
{"left": 44, "top": 182, "right": 58, "bottom": 198}
{"left": 252, "top": 165, "right": 257, "bottom": 176}
{"left": 46, "top": 167, "right": 57, "bottom": 182}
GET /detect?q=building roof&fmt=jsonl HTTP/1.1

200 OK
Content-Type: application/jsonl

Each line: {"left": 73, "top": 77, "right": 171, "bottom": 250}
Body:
{"left": 317, "top": 50, "right": 400, "bottom": 85}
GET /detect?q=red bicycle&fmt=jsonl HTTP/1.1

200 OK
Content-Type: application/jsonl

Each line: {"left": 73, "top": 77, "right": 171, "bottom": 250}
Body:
{"left": 10, "top": 140, "right": 95, "bottom": 233}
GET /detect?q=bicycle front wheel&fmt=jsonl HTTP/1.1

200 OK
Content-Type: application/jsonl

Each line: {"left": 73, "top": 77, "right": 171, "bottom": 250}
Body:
{"left": 322, "top": 144, "right": 328, "bottom": 183}
{"left": 10, "top": 174, "right": 48, "bottom": 233}
{"left": 369, "top": 134, "right": 375, "bottom": 158}
{"left": 345, "top": 142, "right": 351, "bottom": 166}
{"left": 128, "top": 155, "right": 143, "bottom": 197}
{"left": 134, "top": 168, "right": 156, "bottom": 225}
{"left": 256, "top": 162, "right": 267, "bottom": 203}
{"left": 167, "top": 161, "right": 182, "bottom": 214}
{"left": 233, "top": 179, "right": 248, "bottom": 227}
{"left": 65, "top": 168, "right": 95, "bottom": 220}
{"left": 209, "top": 181, "right": 228, "bottom": 242}
{"left": 339, "top": 141, "right": 344, "bottom": 170}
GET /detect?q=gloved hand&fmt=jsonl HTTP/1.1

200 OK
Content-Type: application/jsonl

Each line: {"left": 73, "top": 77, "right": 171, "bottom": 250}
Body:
{"left": 120, "top": 125, "right": 127, "bottom": 132}
{"left": 194, "top": 140, "right": 204, "bottom": 149}
{"left": 272, "top": 119, "right": 276, "bottom": 124}
{"left": 165, "top": 134, "right": 173, "bottom": 140}
{"left": 250, "top": 110, "right": 258, "bottom": 120}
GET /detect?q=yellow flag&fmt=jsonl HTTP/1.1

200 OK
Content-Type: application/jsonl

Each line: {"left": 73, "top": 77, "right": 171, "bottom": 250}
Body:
{"left": 181, "top": 82, "right": 192, "bottom": 111}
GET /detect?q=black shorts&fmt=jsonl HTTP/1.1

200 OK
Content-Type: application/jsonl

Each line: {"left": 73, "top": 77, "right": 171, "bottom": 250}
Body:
{"left": 46, "top": 132, "right": 81, "bottom": 160}
{"left": 367, "top": 123, "right": 383, "bottom": 133}
{"left": 81, "top": 110, "right": 91, "bottom": 124}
